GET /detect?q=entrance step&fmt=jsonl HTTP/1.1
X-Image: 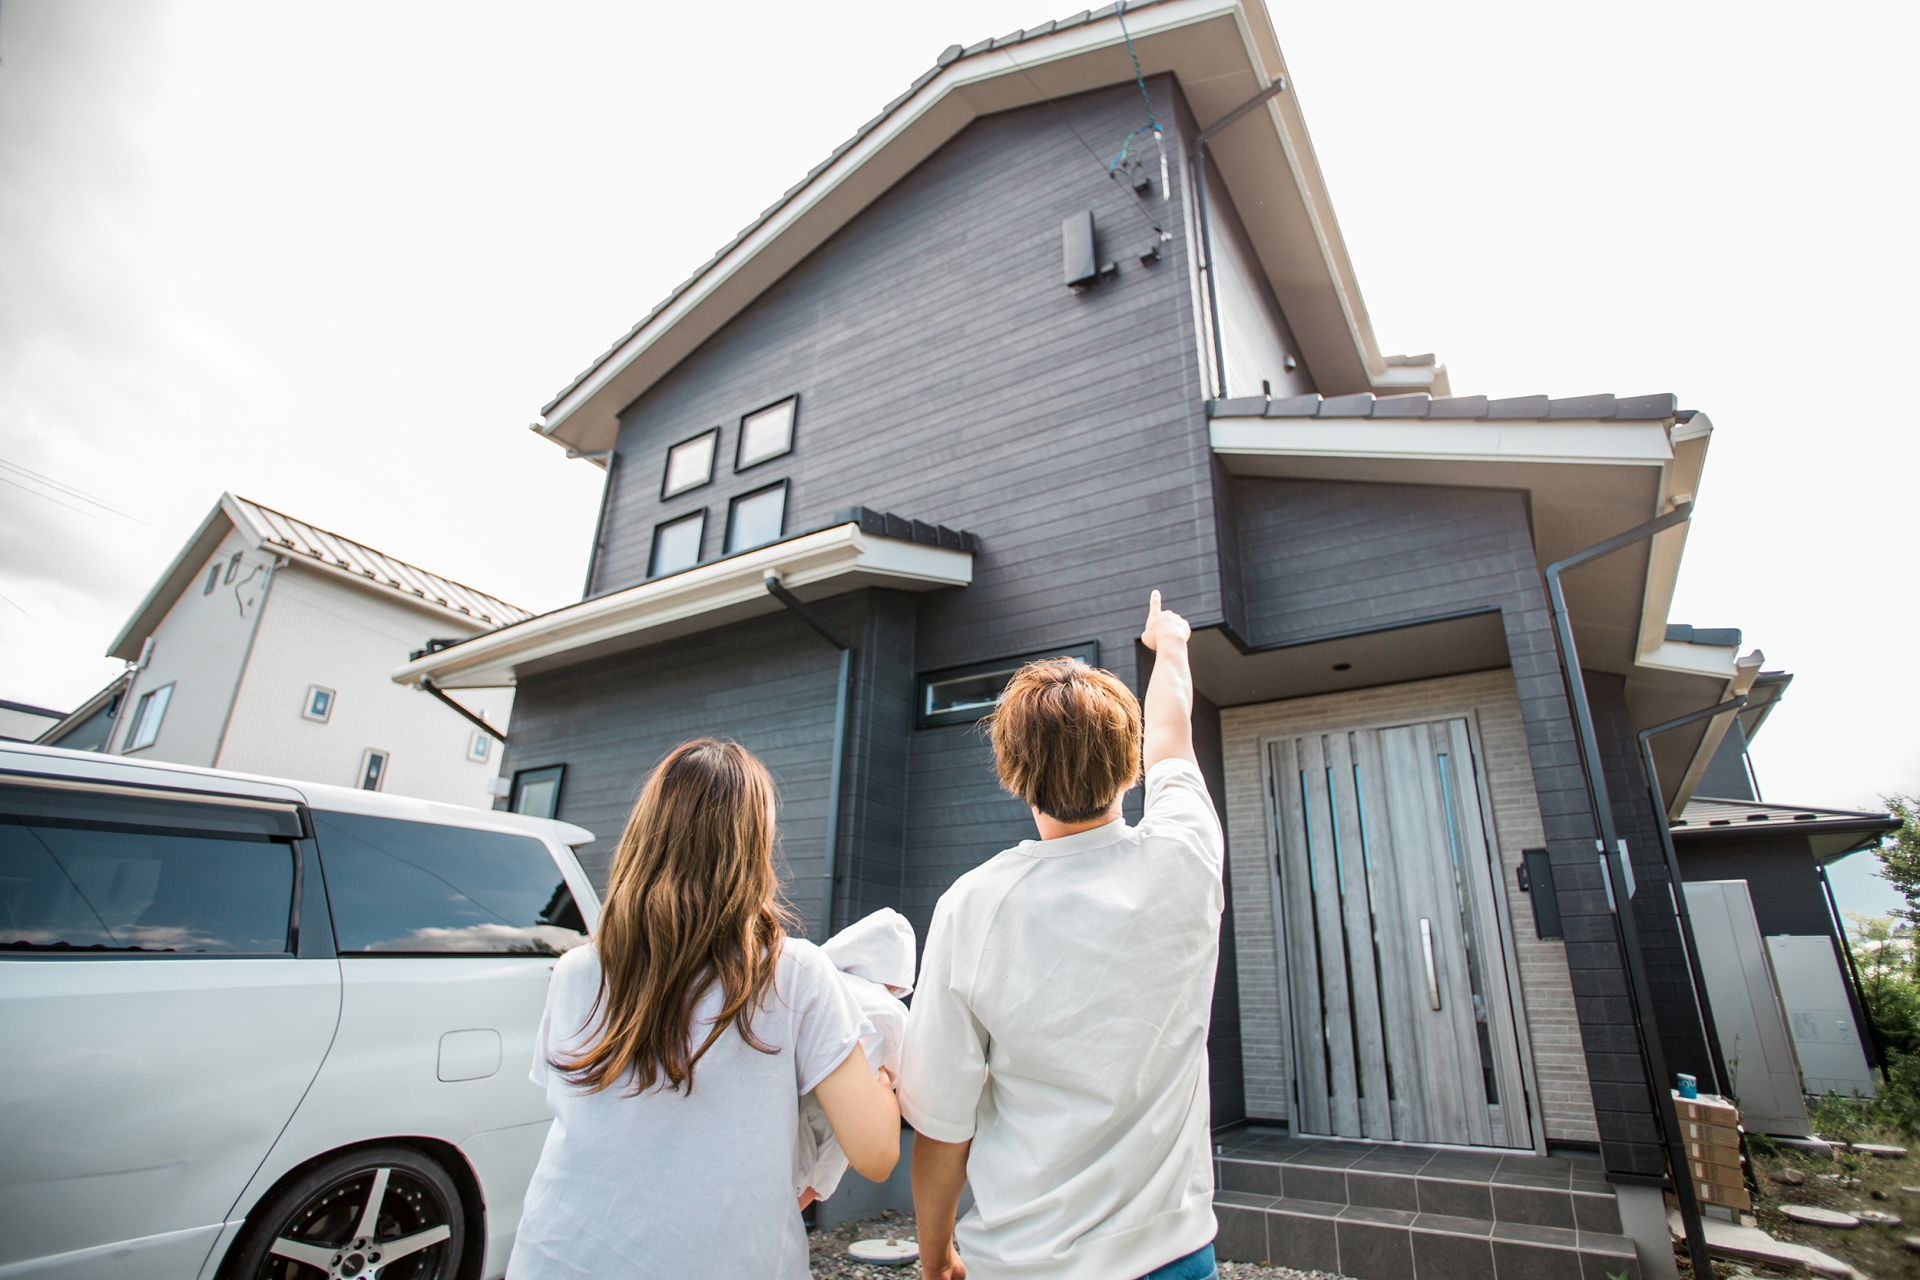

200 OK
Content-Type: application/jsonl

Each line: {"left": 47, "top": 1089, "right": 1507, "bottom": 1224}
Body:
{"left": 1213, "top": 1127, "right": 1640, "bottom": 1280}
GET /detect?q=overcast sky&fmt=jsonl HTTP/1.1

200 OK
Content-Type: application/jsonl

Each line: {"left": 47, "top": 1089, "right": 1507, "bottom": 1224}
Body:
{"left": 1, "top": 1, "right": 1913, "bottom": 911}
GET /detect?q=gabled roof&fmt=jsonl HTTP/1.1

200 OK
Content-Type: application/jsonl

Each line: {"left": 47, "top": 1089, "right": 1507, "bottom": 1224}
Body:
{"left": 1672, "top": 797, "right": 1901, "bottom": 862}
{"left": 107, "top": 494, "right": 533, "bottom": 661}
{"left": 535, "top": 0, "right": 1429, "bottom": 454}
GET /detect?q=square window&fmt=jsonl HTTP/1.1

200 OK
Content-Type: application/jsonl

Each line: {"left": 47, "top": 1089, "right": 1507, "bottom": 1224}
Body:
{"left": 661, "top": 428, "right": 718, "bottom": 499}
{"left": 303, "top": 685, "right": 335, "bottom": 723}
{"left": 467, "top": 730, "right": 492, "bottom": 763}
{"left": 511, "top": 765, "right": 565, "bottom": 819}
{"left": 734, "top": 396, "right": 796, "bottom": 471}
{"left": 916, "top": 643, "right": 1100, "bottom": 728}
{"left": 359, "top": 749, "right": 389, "bottom": 792}
{"left": 223, "top": 552, "right": 243, "bottom": 584}
{"left": 725, "top": 482, "right": 787, "bottom": 555}
{"left": 650, "top": 510, "right": 705, "bottom": 578}
{"left": 124, "top": 683, "right": 174, "bottom": 750}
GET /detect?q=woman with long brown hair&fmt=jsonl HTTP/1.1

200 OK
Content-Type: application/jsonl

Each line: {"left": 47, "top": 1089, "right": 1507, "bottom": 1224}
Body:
{"left": 508, "top": 738, "right": 899, "bottom": 1278}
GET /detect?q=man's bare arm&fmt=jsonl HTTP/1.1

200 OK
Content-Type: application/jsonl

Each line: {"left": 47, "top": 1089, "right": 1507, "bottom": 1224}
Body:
{"left": 1141, "top": 590, "right": 1196, "bottom": 774}
{"left": 911, "top": 1134, "right": 970, "bottom": 1280}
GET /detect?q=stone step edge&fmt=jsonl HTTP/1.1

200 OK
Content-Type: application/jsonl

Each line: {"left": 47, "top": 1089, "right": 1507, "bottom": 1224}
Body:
{"left": 1216, "top": 1191, "right": 1638, "bottom": 1260}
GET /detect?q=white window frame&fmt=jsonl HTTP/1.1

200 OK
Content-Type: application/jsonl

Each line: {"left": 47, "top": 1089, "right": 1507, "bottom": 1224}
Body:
{"left": 358, "top": 748, "right": 390, "bottom": 792}
{"left": 303, "top": 685, "right": 336, "bottom": 723}
{"left": 467, "top": 730, "right": 491, "bottom": 763}
{"left": 124, "top": 683, "right": 174, "bottom": 751}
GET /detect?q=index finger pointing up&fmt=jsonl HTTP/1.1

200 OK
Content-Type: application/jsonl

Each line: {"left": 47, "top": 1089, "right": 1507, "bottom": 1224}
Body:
{"left": 1149, "top": 589, "right": 1162, "bottom": 616}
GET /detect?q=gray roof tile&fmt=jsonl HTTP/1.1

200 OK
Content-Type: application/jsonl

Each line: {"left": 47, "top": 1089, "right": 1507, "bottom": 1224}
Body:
{"left": 1665, "top": 624, "right": 1742, "bottom": 647}
{"left": 1428, "top": 395, "right": 1489, "bottom": 419}
{"left": 1615, "top": 393, "right": 1679, "bottom": 420}
{"left": 1207, "top": 396, "right": 1268, "bottom": 418}
{"left": 1318, "top": 393, "right": 1375, "bottom": 418}
{"left": 1265, "top": 394, "right": 1322, "bottom": 417}
{"left": 1548, "top": 394, "right": 1616, "bottom": 419}
{"left": 1486, "top": 395, "right": 1551, "bottom": 419}
{"left": 1369, "top": 394, "right": 1430, "bottom": 418}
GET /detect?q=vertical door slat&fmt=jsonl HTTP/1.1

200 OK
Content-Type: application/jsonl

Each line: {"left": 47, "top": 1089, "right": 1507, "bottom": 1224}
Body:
{"left": 1326, "top": 732, "right": 1393, "bottom": 1139}
{"left": 1272, "top": 738, "right": 1330, "bottom": 1136}
{"left": 1300, "top": 735, "right": 1361, "bottom": 1137}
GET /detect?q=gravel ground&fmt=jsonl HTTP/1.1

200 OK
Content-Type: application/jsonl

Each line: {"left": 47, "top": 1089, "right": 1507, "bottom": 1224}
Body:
{"left": 808, "top": 1211, "right": 1348, "bottom": 1279}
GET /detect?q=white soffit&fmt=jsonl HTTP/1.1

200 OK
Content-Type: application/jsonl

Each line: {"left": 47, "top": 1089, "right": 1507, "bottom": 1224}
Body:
{"left": 1207, "top": 415, "right": 1675, "bottom": 468}
{"left": 391, "top": 525, "right": 972, "bottom": 690}
{"left": 539, "top": 0, "right": 1388, "bottom": 453}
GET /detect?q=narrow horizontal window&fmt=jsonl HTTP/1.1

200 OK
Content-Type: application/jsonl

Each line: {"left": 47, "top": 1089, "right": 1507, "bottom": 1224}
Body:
{"left": 661, "top": 428, "right": 718, "bottom": 499}
{"left": 303, "top": 685, "right": 335, "bottom": 723}
{"left": 916, "top": 642, "right": 1100, "bottom": 728}
{"left": 735, "top": 396, "right": 796, "bottom": 471}
{"left": 725, "top": 481, "right": 786, "bottom": 555}
{"left": 650, "top": 510, "right": 705, "bottom": 578}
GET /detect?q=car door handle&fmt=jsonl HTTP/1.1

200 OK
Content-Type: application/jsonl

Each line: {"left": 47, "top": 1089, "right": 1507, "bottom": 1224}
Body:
{"left": 1420, "top": 918, "right": 1441, "bottom": 1011}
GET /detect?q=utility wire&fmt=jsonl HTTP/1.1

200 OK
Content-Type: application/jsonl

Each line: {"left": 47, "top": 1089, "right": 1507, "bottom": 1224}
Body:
{"left": 999, "top": 43, "right": 1168, "bottom": 239}
{"left": 0, "top": 458, "right": 159, "bottom": 528}
{"left": 0, "top": 473, "right": 122, "bottom": 527}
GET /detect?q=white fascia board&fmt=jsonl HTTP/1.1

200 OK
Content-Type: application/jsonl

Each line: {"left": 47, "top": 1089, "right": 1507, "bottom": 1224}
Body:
{"left": 392, "top": 525, "right": 971, "bottom": 689}
{"left": 539, "top": 0, "right": 1286, "bottom": 450}
{"left": 1208, "top": 416, "right": 1674, "bottom": 468}
{"left": 1635, "top": 412, "right": 1712, "bottom": 659}
{"left": 1636, "top": 641, "right": 1740, "bottom": 680}
{"left": 106, "top": 496, "right": 238, "bottom": 661}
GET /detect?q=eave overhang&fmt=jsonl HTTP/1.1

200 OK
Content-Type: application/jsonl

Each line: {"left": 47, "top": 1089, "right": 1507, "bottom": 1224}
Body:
{"left": 391, "top": 524, "right": 973, "bottom": 690}
{"left": 536, "top": 0, "right": 1408, "bottom": 455}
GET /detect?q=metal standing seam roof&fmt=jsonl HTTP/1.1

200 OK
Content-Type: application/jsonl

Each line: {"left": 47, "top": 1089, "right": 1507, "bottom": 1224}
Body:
{"left": 227, "top": 496, "right": 534, "bottom": 628}
{"left": 538, "top": 0, "right": 1183, "bottom": 420}
{"left": 1673, "top": 797, "right": 1901, "bottom": 833}
{"left": 1205, "top": 392, "right": 1684, "bottom": 421}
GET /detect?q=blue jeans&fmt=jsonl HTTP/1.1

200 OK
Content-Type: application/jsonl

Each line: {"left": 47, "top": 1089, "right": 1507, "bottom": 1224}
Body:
{"left": 1139, "top": 1242, "right": 1217, "bottom": 1280}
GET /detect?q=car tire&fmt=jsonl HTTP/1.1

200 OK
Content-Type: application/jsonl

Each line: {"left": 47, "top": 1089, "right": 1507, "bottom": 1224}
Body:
{"left": 221, "top": 1145, "right": 466, "bottom": 1280}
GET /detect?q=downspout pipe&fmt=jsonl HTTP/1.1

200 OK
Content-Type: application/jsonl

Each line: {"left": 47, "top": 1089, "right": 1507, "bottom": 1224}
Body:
{"left": 420, "top": 678, "right": 507, "bottom": 744}
{"left": 1543, "top": 500, "right": 1715, "bottom": 1279}
{"left": 1635, "top": 693, "right": 1748, "bottom": 1098}
{"left": 765, "top": 574, "right": 853, "bottom": 942}
{"left": 1190, "top": 77, "right": 1284, "bottom": 400}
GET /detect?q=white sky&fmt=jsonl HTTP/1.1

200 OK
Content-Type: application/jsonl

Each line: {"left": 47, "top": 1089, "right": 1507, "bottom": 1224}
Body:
{"left": 2, "top": 1, "right": 1913, "bottom": 912}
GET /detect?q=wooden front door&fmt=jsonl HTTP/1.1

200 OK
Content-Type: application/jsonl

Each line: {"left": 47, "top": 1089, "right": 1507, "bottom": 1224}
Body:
{"left": 1267, "top": 717, "right": 1532, "bottom": 1148}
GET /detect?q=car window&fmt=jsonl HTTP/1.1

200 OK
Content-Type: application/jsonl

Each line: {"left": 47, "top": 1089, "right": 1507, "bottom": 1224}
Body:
{"left": 313, "top": 811, "right": 586, "bottom": 955}
{"left": 0, "top": 819, "right": 295, "bottom": 954}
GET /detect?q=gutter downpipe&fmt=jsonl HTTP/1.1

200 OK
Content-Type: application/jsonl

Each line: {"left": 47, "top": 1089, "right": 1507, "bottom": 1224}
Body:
{"left": 1543, "top": 500, "right": 1713, "bottom": 1280}
{"left": 1635, "top": 694, "right": 1749, "bottom": 1099}
{"left": 419, "top": 678, "right": 507, "bottom": 744}
{"left": 575, "top": 449, "right": 617, "bottom": 599}
{"left": 1191, "top": 78, "right": 1284, "bottom": 400}
{"left": 766, "top": 574, "right": 852, "bottom": 942}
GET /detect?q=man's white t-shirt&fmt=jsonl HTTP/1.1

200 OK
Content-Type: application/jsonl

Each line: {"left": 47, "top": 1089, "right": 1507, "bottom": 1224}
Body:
{"left": 898, "top": 759, "right": 1225, "bottom": 1280}
{"left": 508, "top": 936, "right": 870, "bottom": 1280}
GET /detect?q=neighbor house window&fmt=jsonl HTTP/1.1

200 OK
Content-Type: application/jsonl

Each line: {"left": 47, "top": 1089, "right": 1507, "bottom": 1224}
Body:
{"left": 661, "top": 428, "right": 718, "bottom": 499}
{"left": 916, "top": 642, "right": 1100, "bottom": 728}
{"left": 511, "top": 765, "right": 565, "bottom": 819}
{"left": 735, "top": 396, "right": 796, "bottom": 471}
{"left": 725, "top": 481, "right": 787, "bottom": 554}
{"left": 303, "top": 685, "right": 335, "bottom": 722}
{"left": 359, "top": 749, "right": 389, "bottom": 791}
{"left": 650, "top": 510, "right": 705, "bottom": 578}
{"left": 467, "top": 730, "right": 492, "bottom": 763}
{"left": 124, "top": 683, "right": 174, "bottom": 750}
{"left": 223, "top": 552, "right": 244, "bottom": 584}
{"left": 203, "top": 563, "right": 221, "bottom": 594}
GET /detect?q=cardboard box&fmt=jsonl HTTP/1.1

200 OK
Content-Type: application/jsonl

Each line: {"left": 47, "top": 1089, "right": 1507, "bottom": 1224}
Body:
{"left": 1672, "top": 1092, "right": 1741, "bottom": 1128}
{"left": 1694, "top": 1178, "right": 1751, "bottom": 1212}
{"left": 1682, "top": 1120, "right": 1741, "bottom": 1150}
{"left": 1688, "top": 1154, "right": 1743, "bottom": 1184}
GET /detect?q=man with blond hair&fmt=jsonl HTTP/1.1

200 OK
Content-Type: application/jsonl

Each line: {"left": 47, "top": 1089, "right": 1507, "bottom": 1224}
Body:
{"left": 898, "top": 591, "right": 1225, "bottom": 1280}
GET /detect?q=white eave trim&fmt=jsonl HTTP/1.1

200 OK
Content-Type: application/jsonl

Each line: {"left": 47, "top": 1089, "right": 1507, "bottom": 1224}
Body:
{"left": 1636, "top": 641, "right": 1741, "bottom": 680}
{"left": 391, "top": 524, "right": 972, "bottom": 689}
{"left": 1207, "top": 415, "right": 1675, "bottom": 467}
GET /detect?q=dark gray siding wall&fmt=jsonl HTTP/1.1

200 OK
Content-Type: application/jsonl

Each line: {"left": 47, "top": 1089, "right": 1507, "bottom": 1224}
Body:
{"left": 1677, "top": 835, "right": 1834, "bottom": 938}
{"left": 1582, "top": 671, "right": 1715, "bottom": 1093}
{"left": 1231, "top": 477, "right": 1665, "bottom": 1178}
{"left": 1194, "top": 689, "right": 1245, "bottom": 1127}
{"left": 833, "top": 589, "right": 919, "bottom": 927}
{"left": 589, "top": 76, "right": 1220, "bottom": 686}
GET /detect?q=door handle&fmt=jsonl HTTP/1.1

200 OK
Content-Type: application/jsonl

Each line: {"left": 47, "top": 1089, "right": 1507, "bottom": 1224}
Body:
{"left": 1420, "top": 918, "right": 1441, "bottom": 1011}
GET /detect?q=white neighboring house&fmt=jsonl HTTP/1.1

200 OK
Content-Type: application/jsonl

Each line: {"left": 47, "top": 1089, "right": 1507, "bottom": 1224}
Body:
{"left": 43, "top": 493, "right": 531, "bottom": 808}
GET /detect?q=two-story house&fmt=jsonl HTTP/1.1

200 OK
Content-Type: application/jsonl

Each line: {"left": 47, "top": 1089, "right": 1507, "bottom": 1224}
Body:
{"left": 397, "top": 4, "right": 1780, "bottom": 1275}
{"left": 46, "top": 492, "right": 527, "bottom": 809}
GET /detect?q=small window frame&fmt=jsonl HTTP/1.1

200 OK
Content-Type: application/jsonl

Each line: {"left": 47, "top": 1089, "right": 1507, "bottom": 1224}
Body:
{"left": 124, "top": 683, "right": 174, "bottom": 751}
{"left": 203, "top": 562, "right": 222, "bottom": 595}
{"left": 510, "top": 764, "right": 566, "bottom": 819}
{"left": 223, "top": 551, "right": 244, "bottom": 584}
{"left": 467, "top": 730, "right": 492, "bottom": 763}
{"left": 724, "top": 480, "right": 788, "bottom": 556}
{"left": 303, "top": 685, "right": 335, "bottom": 723}
{"left": 733, "top": 395, "right": 798, "bottom": 472}
{"left": 358, "top": 748, "right": 390, "bottom": 792}
{"left": 649, "top": 509, "right": 706, "bottom": 579}
{"left": 915, "top": 642, "right": 1101, "bottom": 729}
{"left": 660, "top": 427, "right": 720, "bottom": 500}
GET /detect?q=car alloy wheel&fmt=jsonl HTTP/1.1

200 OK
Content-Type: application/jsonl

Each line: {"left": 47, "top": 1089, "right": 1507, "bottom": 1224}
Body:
{"left": 233, "top": 1146, "right": 464, "bottom": 1280}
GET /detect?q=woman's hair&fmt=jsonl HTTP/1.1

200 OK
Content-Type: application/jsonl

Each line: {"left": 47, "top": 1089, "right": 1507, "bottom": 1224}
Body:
{"left": 557, "top": 737, "right": 792, "bottom": 1095}
{"left": 988, "top": 658, "right": 1143, "bottom": 822}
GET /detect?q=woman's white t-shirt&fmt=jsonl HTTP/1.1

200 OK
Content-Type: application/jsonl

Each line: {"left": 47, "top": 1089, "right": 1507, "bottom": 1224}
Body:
{"left": 508, "top": 936, "right": 871, "bottom": 1280}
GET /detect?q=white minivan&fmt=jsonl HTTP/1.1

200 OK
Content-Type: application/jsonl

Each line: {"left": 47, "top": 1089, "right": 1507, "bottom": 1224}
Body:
{"left": 0, "top": 741, "right": 600, "bottom": 1280}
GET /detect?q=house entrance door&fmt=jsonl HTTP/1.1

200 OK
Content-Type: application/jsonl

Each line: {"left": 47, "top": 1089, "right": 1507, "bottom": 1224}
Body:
{"left": 1267, "top": 717, "right": 1532, "bottom": 1148}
